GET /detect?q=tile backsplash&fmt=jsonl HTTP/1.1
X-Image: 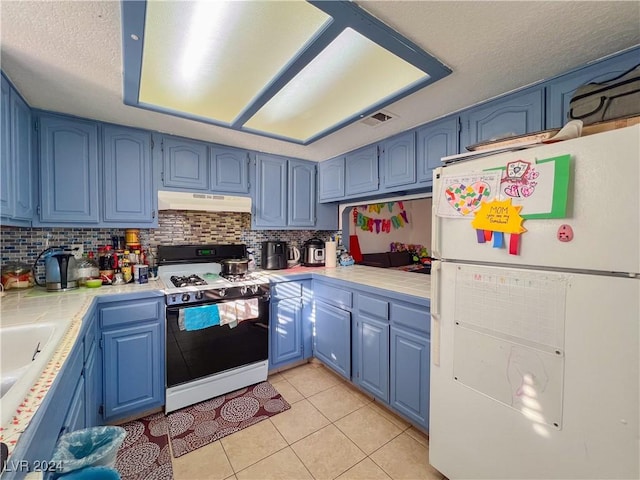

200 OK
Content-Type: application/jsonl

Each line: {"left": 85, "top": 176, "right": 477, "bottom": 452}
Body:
{"left": 0, "top": 211, "right": 338, "bottom": 269}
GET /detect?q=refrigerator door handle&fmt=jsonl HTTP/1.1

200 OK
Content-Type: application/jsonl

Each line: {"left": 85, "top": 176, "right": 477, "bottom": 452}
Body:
{"left": 431, "top": 200, "right": 441, "bottom": 259}
{"left": 431, "top": 260, "right": 441, "bottom": 367}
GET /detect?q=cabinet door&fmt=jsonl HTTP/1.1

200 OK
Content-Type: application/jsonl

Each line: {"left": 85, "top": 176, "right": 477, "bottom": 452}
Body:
{"left": 462, "top": 88, "right": 544, "bottom": 148}
{"left": 103, "top": 125, "right": 154, "bottom": 223}
{"left": 254, "top": 154, "right": 287, "bottom": 227}
{"left": 1, "top": 76, "right": 12, "bottom": 217}
{"left": 356, "top": 316, "right": 389, "bottom": 402}
{"left": 62, "top": 376, "right": 86, "bottom": 434}
{"left": 39, "top": 115, "right": 99, "bottom": 223}
{"left": 345, "top": 146, "right": 378, "bottom": 196}
{"left": 84, "top": 340, "right": 100, "bottom": 428}
{"left": 380, "top": 132, "right": 416, "bottom": 189}
{"left": 102, "top": 322, "right": 163, "bottom": 421}
{"left": 318, "top": 156, "right": 345, "bottom": 201}
{"left": 314, "top": 301, "right": 351, "bottom": 379}
{"left": 288, "top": 160, "right": 315, "bottom": 227}
{"left": 162, "top": 135, "right": 208, "bottom": 190}
{"left": 269, "top": 297, "right": 303, "bottom": 369}
{"left": 546, "top": 48, "right": 640, "bottom": 128}
{"left": 11, "top": 90, "right": 33, "bottom": 220}
{"left": 210, "top": 146, "right": 249, "bottom": 193}
{"left": 390, "top": 326, "right": 430, "bottom": 429}
{"left": 416, "top": 116, "right": 459, "bottom": 184}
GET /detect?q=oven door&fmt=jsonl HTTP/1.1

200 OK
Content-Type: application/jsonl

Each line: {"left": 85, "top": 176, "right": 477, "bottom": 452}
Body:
{"left": 165, "top": 295, "right": 269, "bottom": 388}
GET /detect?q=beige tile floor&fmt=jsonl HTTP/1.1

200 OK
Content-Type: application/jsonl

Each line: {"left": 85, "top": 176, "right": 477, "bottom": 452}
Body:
{"left": 171, "top": 361, "right": 445, "bottom": 480}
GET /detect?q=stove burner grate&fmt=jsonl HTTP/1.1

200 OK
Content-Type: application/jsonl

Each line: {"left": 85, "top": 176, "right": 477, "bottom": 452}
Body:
{"left": 170, "top": 274, "right": 207, "bottom": 288}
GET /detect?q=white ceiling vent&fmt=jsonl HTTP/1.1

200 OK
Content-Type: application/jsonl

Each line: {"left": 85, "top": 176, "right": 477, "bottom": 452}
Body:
{"left": 361, "top": 110, "right": 396, "bottom": 127}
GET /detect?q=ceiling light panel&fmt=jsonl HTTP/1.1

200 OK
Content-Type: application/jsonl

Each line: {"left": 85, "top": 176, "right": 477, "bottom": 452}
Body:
{"left": 244, "top": 28, "right": 428, "bottom": 142}
{"left": 139, "top": 0, "right": 330, "bottom": 124}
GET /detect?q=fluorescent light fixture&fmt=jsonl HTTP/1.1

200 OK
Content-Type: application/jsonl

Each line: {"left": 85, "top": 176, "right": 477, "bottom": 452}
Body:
{"left": 122, "top": 0, "right": 452, "bottom": 144}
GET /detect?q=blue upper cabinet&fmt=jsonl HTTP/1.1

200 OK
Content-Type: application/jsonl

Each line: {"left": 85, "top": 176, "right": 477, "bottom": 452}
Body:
{"left": 254, "top": 153, "right": 287, "bottom": 227}
{"left": 318, "top": 156, "right": 345, "bottom": 202}
{"left": 380, "top": 131, "right": 416, "bottom": 189}
{"left": 546, "top": 47, "right": 640, "bottom": 128}
{"left": 210, "top": 146, "right": 250, "bottom": 194}
{"left": 162, "top": 135, "right": 208, "bottom": 190}
{"left": 38, "top": 114, "right": 99, "bottom": 224}
{"left": 416, "top": 116, "right": 459, "bottom": 184}
{"left": 1, "top": 75, "right": 33, "bottom": 224}
{"left": 461, "top": 87, "right": 544, "bottom": 149}
{"left": 288, "top": 160, "right": 315, "bottom": 227}
{"left": 345, "top": 145, "right": 379, "bottom": 196}
{"left": 103, "top": 125, "right": 154, "bottom": 224}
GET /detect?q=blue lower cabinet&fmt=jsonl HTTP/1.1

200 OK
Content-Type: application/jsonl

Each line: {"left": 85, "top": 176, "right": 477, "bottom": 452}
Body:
{"left": 63, "top": 375, "right": 86, "bottom": 434}
{"left": 84, "top": 340, "right": 100, "bottom": 428}
{"left": 390, "top": 326, "right": 430, "bottom": 429}
{"left": 270, "top": 297, "right": 304, "bottom": 369}
{"left": 313, "top": 300, "right": 351, "bottom": 379}
{"left": 356, "top": 316, "right": 389, "bottom": 402}
{"left": 102, "top": 321, "right": 164, "bottom": 421}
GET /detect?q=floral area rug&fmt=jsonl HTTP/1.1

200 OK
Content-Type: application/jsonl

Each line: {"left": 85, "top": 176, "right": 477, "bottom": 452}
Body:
{"left": 115, "top": 412, "right": 173, "bottom": 480}
{"left": 167, "top": 381, "right": 291, "bottom": 457}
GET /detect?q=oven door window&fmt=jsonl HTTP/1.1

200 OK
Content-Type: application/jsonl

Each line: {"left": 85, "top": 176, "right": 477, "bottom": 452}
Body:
{"left": 166, "top": 297, "right": 269, "bottom": 388}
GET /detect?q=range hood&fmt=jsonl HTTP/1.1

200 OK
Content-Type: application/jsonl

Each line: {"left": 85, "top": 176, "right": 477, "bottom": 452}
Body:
{"left": 158, "top": 190, "right": 252, "bottom": 213}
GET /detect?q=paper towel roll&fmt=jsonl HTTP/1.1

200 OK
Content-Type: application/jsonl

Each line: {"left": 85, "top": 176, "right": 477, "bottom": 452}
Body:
{"left": 325, "top": 241, "right": 337, "bottom": 268}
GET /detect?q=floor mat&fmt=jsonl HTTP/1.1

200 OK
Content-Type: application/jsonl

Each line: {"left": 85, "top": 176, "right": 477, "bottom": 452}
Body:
{"left": 115, "top": 412, "right": 173, "bottom": 480}
{"left": 167, "top": 381, "right": 291, "bottom": 458}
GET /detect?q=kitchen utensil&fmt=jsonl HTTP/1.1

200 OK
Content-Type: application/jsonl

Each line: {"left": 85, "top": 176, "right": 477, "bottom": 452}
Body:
{"left": 1, "top": 262, "right": 35, "bottom": 289}
{"left": 262, "top": 241, "right": 288, "bottom": 270}
{"left": 33, "top": 247, "right": 79, "bottom": 291}
{"left": 302, "top": 238, "right": 325, "bottom": 267}
{"left": 287, "top": 245, "right": 301, "bottom": 268}
{"left": 220, "top": 258, "right": 249, "bottom": 276}
{"left": 349, "top": 208, "right": 363, "bottom": 263}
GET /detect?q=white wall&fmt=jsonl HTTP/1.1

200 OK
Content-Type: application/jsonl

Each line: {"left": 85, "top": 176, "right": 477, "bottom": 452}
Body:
{"left": 351, "top": 198, "right": 432, "bottom": 254}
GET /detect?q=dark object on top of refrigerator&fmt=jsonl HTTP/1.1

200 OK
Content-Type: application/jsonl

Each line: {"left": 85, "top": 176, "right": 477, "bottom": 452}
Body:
{"left": 262, "top": 241, "right": 288, "bottom": 270}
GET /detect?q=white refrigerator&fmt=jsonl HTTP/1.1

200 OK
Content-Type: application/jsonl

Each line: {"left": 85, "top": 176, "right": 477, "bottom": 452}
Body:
{"left": 429, "top": 125, "right": 639, "bottom": 479}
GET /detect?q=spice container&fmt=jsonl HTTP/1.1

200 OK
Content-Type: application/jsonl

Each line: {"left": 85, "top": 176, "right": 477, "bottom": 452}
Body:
{"left": 98, "top": 246, "right": 115, "bottom": 285}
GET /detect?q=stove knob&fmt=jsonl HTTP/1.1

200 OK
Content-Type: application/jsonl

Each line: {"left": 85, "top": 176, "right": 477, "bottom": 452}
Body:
{"left": 219, "top": 288, "right": 227, "bottom": 297}
{"left": 250, "top": 285, "right": 259, "bottom": 294}
{"left": 171, "top": 295, "right": 177, "bottom": 303}
{"left": 240, "top": 286, "right": 248, "bottom": 295}
{"left": 181, "top": 293, "right": 191, "bottom": 303}
{"left": 195, "top": 291, "right": 204, "bottom": 300}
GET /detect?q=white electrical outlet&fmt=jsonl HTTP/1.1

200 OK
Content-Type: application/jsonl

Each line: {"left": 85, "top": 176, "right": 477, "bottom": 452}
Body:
{"left": 71, "top": 244, "right": 84, "bottom": 259}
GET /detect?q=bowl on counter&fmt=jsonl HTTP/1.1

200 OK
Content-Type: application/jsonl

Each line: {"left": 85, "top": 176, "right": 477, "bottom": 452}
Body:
{"left": 85, "top": 278, "right": 103, "bottom": 288}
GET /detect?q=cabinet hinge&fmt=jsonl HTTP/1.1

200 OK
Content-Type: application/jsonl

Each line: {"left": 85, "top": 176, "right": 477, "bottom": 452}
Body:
{"left": 99, "top": 338, "right": 104, "bottom": 349}
{"left": 160, "top": 140, "right": 164, "bottom": 152}
{"left": 34, "top": 119, "right": 39, "bottom": 132}
{"left": 98, "top": 405, "right": 104, "bottom": 415}
{"left": 150, "top": 137, "right": 154, "bottom": 150}
{"left": 36, "top": 205, "right": 41, "bottom": 215}
{"left": 457, "top": 118, "right": 462, "bottom": 133}
{"left": 152, "top": 209, "right": 156, "bottom": 219}
{"left": 161, "top": 171, "right": 164, "bottom": 182}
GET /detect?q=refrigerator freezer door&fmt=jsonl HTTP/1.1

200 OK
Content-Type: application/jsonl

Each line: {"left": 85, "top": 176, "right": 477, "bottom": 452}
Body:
{"left": 429, "top": 261, "right": 639, "bottom": 479}
{"left": 432, "top": 126, "right": 640, "bottom": 275}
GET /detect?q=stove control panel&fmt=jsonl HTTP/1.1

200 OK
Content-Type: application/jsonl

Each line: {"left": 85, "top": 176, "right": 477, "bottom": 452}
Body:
{"left": 165, "top": 284, "right": 270, "bottom": 306}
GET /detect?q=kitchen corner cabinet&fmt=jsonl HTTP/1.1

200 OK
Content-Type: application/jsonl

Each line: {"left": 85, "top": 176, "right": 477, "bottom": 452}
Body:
{"left": 103, "top": 125, "right": 155, "bottom": 224}
{"left": 162, "top": 135, "right": 208, "bottom": 190}
{"left": 318, "top": 156, "right": 345, "bottom": 202}
{"left": 37, "top": 114, "right": 100, "bottom": 224}
{"left": 99, "top": 297, "right": 165, "bottom": 422}
{"left": 345, "top": 145, "right": 379, "bottom": 196}
{"left": 461, "top": 87, "right": 544, "bottom": 149}
{"left": 210, "top": 146, "right": 250, "bottom": 193}
{"left": 253, "top": 154, "right": 319, "bottom": 229}
{"left": 1, "top": 75, "right": 33, "bottom": 225}
{"left": 379, "top": 131, "right": 416, "bottom": 189}
{"left": 416, "top": 116, "right": 459, "bottom": 184}
{"left": 269, "top": 280, "right": 312, "bottom": 370}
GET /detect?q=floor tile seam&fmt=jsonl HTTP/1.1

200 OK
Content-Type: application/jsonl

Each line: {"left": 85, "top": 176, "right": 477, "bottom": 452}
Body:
{"left": 216, "top": 437, "right": 237, "bottom": 475}
{"left": 285, "top": 444, "right": 318, "bottom": 480}
{"left": 230, "top": 442, "right": 292, "bottom": 476}
{"left": 360, "top": 427, "right": 406, "bottom": 459}
{"left": 270, "top": 402, "right": 333, "bottom": 446}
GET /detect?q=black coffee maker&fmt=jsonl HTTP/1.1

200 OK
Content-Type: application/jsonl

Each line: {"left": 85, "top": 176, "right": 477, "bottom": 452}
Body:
{"left": 262, "top": 241, "right": 288, "bottom": 270}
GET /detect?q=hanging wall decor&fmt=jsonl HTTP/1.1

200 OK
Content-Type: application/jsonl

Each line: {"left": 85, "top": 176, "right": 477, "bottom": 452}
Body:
{"left": 356, "top": 201, "right": 409, "bottom": 234}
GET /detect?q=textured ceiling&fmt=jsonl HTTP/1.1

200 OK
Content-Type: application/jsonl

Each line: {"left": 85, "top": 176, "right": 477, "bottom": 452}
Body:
{"left": 1, "top": 1, "right": 639, "bottom": 161}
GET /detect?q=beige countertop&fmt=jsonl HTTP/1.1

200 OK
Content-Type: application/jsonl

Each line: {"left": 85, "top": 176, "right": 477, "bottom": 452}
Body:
{"left": 0, "top": 266, "right": 429, "bottom": 454}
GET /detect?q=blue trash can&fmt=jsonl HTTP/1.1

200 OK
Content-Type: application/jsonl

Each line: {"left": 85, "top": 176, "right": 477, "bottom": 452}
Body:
{"left": 51, "top": 426, "right": 127, "bottom": 476}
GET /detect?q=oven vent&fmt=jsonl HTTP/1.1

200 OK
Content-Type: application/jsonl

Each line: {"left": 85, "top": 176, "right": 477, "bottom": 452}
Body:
{"left": 361, "top": 110, "right": 395, "bottom": 127}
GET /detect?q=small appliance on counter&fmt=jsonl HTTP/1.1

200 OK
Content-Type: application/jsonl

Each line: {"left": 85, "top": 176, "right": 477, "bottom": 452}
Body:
{"left": 302, "top": 238, "right": 325, "bottom": 267}
{"left": 287, "top": 245, "right": 301, "bottom": 268}
{"left": 262, "top": 241, "right": 288, "bottom": 270}
{"left": 33, "top": 246, "right": 79, "bottom": 291}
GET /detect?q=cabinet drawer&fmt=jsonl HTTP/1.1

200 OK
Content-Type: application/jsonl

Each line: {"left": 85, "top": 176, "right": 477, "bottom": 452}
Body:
{"left": 272, "top": 281, "right": 303, "bottom": 300}
{"left": 314, "top": 281, "right": 352, "bottom": 309}
{"left": 100, "top": 299, "right": 162, "bottom": 329}
{"left": 357, "top": 293, "right": 389, "bottom": 320}
{"left": 390, "top": 302, "right": 430, "bottom": 333}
